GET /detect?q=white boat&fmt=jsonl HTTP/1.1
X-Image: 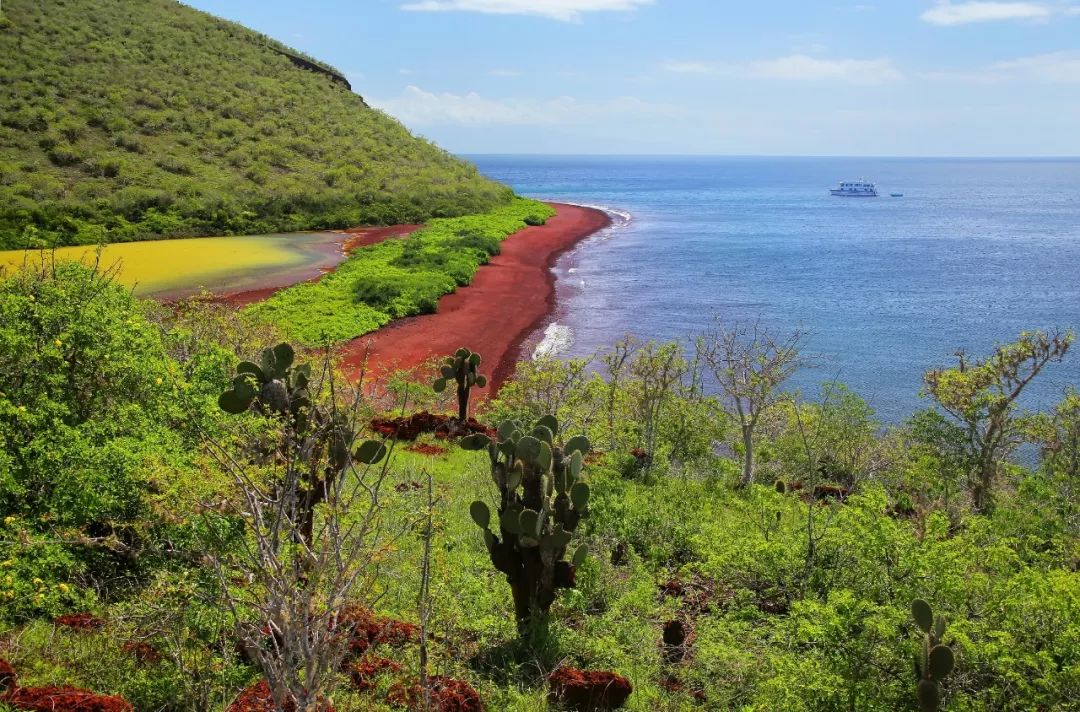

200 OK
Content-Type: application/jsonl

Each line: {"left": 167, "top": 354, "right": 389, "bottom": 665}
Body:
{"left": 830, "top": 180, "right": 877, "bottom": 197}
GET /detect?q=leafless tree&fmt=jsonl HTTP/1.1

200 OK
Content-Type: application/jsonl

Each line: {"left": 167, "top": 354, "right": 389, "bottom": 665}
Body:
{"left": 202, "top": 349, "right": 401, "bottom": 712}
{"left": 700, "top": 319, "right": 806, "bottom": 488}
{"left": 627, "top": 340, "right": 688, "bottom": 463}
{"left": 600, "top": 335, "right": 639, "bottom": 451}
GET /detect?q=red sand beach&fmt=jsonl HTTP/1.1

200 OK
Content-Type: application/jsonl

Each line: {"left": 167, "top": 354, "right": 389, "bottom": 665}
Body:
{"left": 341, "top": 203, "right": 610, "bottom": 394}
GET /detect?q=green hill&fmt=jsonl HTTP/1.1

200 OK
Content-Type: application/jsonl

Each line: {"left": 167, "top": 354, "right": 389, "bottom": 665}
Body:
{"left": 0, "top": 0, "right": 511, "bottom": 249}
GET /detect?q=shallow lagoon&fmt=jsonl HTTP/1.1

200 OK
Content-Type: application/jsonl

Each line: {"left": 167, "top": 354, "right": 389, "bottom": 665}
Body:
{"left": 0, "top": 231, "right": 345, "bottom": 298}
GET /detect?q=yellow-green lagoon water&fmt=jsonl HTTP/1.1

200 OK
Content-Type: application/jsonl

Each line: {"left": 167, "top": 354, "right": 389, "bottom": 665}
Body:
{"left": 0, "top": 232, "right": 345, "bottom": 297}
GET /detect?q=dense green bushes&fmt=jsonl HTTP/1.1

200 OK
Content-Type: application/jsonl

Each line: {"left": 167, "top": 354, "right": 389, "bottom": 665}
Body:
{"left": 0, "top": 264, "right": 187, "bottom": 617}
{"left": 0, "top": 0, "right": 511, "bottom": 248}
{"left": 248, "top": 198, "right": 555, "bottom": 344}
{"left": 0, "top": 262, "right": 1077, "bottom": 709}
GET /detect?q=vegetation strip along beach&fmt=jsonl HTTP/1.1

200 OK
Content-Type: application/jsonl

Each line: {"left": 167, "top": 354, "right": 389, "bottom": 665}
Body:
{"left": 341, "top": 202, "right": 611, "bottom": 393}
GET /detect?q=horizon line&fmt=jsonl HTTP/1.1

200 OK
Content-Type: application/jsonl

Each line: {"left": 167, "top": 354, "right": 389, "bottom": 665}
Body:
{"left": 458, "top": 152, "right": 1080, "bottom": 160}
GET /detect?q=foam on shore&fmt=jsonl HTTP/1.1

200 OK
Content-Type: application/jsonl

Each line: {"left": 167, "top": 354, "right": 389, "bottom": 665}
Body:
{"left": 532, "top": 323, "right": 574, "bottom": 359}
{"left": 566, "top": 203, "right": 632, "bottom": 229}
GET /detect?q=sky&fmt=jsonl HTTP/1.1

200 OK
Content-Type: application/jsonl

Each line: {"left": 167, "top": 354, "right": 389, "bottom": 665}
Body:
{"left": 183, "top": 0, "right": 1080, "bottom": 156}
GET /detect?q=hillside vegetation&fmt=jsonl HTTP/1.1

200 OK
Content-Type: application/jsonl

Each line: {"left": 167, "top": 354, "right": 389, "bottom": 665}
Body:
{"left": 0, "top": 0, "right": 510, "bottom": 249}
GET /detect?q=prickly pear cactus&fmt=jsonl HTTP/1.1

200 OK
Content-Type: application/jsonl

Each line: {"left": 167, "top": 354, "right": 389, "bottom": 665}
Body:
{"left": 433, "top": 347, "right": 487, "bottom": 421}
{"left": 461, "top": 414, "right": 590, "bottom": 631}
{"left": 911, "top": 599, "right": 955, "bottom": 712}
{"left": 217, "top": 343, "right": 387, "bottom": 542}
{"left": 218, "top": 343, "right": 312, "bottom": 424}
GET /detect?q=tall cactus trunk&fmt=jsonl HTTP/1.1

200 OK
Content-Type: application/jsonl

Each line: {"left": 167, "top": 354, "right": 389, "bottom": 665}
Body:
{"left": 509, "top": 549, "right": 555, "bottom": 634}
{"left": 457, "top": 378, "right": 469, "bottom": 421}
{"left": 739, "top": 424, "right": 755, "bottom": 488}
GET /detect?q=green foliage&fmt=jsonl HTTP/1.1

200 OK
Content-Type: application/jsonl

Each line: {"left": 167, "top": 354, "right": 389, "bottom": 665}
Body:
{"left": 434, "top": 347, "right": 488, "bottom": 420}
{"left": 923, "top": 329, "right": 1073, "bottom": 512}
{"left": 0, "top": 0, "right": 511, "bottom": 248}
{"left": 248, "top": 198, "right": 555, "bottom": 344}
{"left": 461, "top": 415, "right": 591, "bottom": 632}
{"left": 0, "top": 274, "right": 1078, "bottom": 712}
{"left": 0, "top": 262, "right": 185, "bottom": 617}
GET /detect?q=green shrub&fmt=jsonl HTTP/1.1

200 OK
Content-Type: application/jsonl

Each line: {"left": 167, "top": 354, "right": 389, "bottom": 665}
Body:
{"left": 251, "top": 198, "right": 555, "bottom": 344}
{"left": 0, "top": 261, "right": 217, "bottom": 620}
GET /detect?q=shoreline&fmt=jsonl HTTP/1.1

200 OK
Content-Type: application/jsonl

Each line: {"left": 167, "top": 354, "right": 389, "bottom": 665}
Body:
{"left": 340, "top": 203, "right": 612, "bottom": 394}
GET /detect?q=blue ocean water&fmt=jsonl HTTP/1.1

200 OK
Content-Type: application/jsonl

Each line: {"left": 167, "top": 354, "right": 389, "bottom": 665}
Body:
{"left": 468, "top": 155, "right": 1080, "bottom": 423}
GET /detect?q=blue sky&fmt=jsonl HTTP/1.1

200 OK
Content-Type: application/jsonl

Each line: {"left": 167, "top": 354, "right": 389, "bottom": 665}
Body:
{"left": 185, "top": 1, "right": 1080, "bottom": 156}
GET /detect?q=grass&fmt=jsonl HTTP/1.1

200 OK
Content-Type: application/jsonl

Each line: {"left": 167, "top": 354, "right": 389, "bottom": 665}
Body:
{"left": 246, "top": 198, "right": 555, "bottom": 345}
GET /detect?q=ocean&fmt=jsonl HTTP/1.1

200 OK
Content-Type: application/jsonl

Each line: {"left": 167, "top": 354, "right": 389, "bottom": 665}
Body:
{"left": 468, "top": 155, "right": 1080, "bottom": 424}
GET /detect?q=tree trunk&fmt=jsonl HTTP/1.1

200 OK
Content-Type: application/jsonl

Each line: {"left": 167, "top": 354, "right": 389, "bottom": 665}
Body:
{"left": 973, "top": 457, "right": 995, "bottom": 514}
{"left": 739, "top": 424, "right": 755, "bottom": 488}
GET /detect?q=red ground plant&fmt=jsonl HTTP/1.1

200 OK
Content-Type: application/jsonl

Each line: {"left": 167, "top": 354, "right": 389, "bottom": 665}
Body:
{"left": 337, "top": 606, "right": 419, "bottom": 658}
{"left": 121, "top": 641, "right": 163, "bottom": 665}
{"left": 54, "top": 613, "right": 106, "bottom": 631}
{"left": 0, "top": 657, "right": 15, "bottom": 692}
{"left": 548, "top": 668, "right": 632, "bottom": 711}
{"left": 225, "top": 680, "right": 335, "bottom": 712}
{"left": 2, "top": 686, "right": 134, "bottom": 712}
{"left": 658, "top": 575, "right": 729, "bottom": 615}
{"left": 347, "top": 655, "right": 402, "bottom": 692}
{"left": 386, "top": 676, "right": 483, "bottom": 712}
{"left": 370, "top": 412, "right": 492, "bottom": 441}
{"left": 658, "top": 673, "right": 706, "bottom": 703}
{"left": 406, "top": 443, "right": 448, "bottom": 456}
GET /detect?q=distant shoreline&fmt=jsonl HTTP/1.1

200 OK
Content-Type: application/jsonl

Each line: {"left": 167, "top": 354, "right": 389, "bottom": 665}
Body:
{"left": 339, "top": 203, "right": 612, "bottom": 394}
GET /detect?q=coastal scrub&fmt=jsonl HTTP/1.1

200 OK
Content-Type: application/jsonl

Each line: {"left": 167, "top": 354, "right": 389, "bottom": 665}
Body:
{"left": 247, "top": 198, "right": 555, "bottom": 345}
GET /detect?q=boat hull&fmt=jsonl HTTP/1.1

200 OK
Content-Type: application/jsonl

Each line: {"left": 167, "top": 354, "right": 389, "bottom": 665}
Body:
{"left": 830, "top": 190, "right": 878, "bottom": 197}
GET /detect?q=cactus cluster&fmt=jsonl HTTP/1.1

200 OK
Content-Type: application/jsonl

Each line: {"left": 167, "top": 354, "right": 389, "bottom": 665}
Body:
{"left": 218, "top": 343, "right": 311, "bottom": 423}
{"left": 433, "top": 347, "right": 487, "bottom": 421}
{"left": 217, "top": 343, "right": 387, "bottom": 542}
{"left": 911, "top": 599, "right": 955, "bottom": 712}
{"left": 460, "top": 415, "right": 590, "bottom": 631}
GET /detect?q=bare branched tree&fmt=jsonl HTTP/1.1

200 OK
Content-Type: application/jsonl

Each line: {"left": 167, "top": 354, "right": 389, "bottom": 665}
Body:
{"left": 600, "top": 335, "right": 639, "bottom": 451}
{"left": 202, "top": 346, "right": 401, "bottom": 712}
{"left": 627, "top": 341, "right": 688, "bottom": 463}
{"left": 700, "top": 319, "right": 806, "bottom": 488}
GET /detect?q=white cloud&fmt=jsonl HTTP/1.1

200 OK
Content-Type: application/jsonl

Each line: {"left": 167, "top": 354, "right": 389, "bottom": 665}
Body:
{"left": 923, "top": 51, "right": 1080, "bottom": 83}
{"left": 400, "top": 0, "right": 653, "bottom": 22}
{"left": 369, "top": 85, "right": 685, "bottom": 126}
{"left": 660, "top": 60, "right": 714, "bottom": 74}
{"left": 987, "top": 51, "right": 1080, "bottom": 82}
{"left": 920, "top": 1, "right": 1051, "bottom": 25}
{"left": 661, "top": 55, "right": 904, "bottom": 85}
{"left": 751, "top": 55, "right": 903, "bottom": 84}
